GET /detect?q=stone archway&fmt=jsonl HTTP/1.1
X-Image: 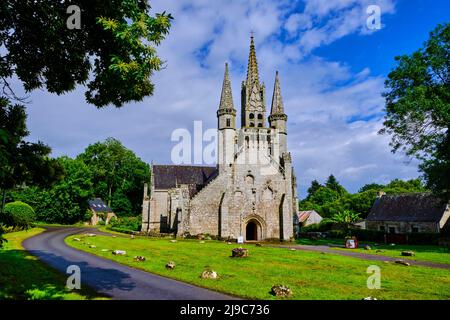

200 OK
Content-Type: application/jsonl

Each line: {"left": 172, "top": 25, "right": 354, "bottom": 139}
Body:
{"left": 243, "top": 216, "right": 265, "bottom": 241}
{"left": 246, "top": 221, "right": 258, "bottom": 241}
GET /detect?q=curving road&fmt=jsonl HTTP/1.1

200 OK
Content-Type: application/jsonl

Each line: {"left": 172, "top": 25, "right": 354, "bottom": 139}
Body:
{"left": 23, "top": 227, "right": 236, "bottom": 300}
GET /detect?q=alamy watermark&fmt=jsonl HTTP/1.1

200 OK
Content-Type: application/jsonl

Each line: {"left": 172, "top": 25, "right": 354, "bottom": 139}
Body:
{"left": 366, "top": 265, "right": 381, "bottom": 289}
{"left": 66, "top": 5, "right": 81, "bottom": 30}
{"left": 366, "top": 5, "right": 382, "bottom": 30}
{"left": 66, "top": 265, "right": 81, "bottom": 290}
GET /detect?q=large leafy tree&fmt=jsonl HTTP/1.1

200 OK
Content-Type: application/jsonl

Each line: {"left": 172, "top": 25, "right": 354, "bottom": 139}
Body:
{"left": 77, "top": 138, "right": 150, "bottom": 215}
{"left": 11, "top": 157, "right": 94, "bottom": 224}
{"left": 380, "top": 23, "right": 450, "bottom": 200}
{"left": 0, "top": 0, "right": 172, "bottom": 107}
{"left": 0, "top": 97, "right": 62, "bottom": 213}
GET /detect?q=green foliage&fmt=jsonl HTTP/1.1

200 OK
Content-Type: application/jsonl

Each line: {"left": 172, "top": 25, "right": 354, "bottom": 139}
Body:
{"left": 11, "top": 158, "right": 94, "bottom": 224}
{"left": 2, "top": 201, "right": 35, "bottom": 229}
{"left": 0, "top": 0, "right": 173, "bottom": 107}
{"left": 77, "top": 138, "right": 150, "bottom": 216}
{"left": 0, "top": 97, "right": 63, "bottom": 213}
{"left": 380, "top": 23, "right": 450, "bottom": 200}
{"left": 109, "top": 216, "right": 141, "bottom": 232}
{"left": 300, "top": 177, "right": 427, "bottom": 219}
{"left": 330, "top": 210, "right": 360, "bottom": 224}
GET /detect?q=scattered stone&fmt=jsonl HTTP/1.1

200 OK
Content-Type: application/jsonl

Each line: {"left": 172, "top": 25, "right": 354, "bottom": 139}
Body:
{"left": 376, "top": 250, "right": 384, "bottom": 253}
{"left": 227, "top": 242, "right": 232, "bottom": 245}
{"left": 166, "top": 261, "right": 176, "bottom": 269}
{"left": 290, "top": 248, "right": 296, "bottom": 251}
{"left": 112, "top": 250, "right": 126, "bottom": 256}
{"left": 134, "top": 256, "right": 146, "bottom": 262}
{"left": 362, "top": 297, "right": 377, "bottom": 300}
{"left": 271, "top": 285, "right": 292, "bottom": 297}
{"left": 364, "top": 245, "right": 371, "bottom": 250}
{"left": 401, "top": 251, "right": 415, "bottom": 257}
{"left": 255, "top": 243, "right": 262, "bottom": 247}
{"left": 73, "top": 238, "right": 81, "bottom": 242}
{"left": 395, "top": 260, "right": 410, "bottom": 266}
{"left": 86, "top": 233, "right": 96, "bottom": 237}
{"left": 198, "top": 234, "right": 205, "bottom": 240}
{"left": 201, "top": 270, "right": 218, "bottom": 279}
{"left": 320, "top": 252, "right": 326, "bottom": 255}
{"left": 199, "top": 241, "right": 205, "bottom": 244}
{"left": 231, "top": 247, "right": 249, "bottom": 258}
{"left": 389, "top": 243, "right": 396, "bottom": 246}
{"left": 112, "top": 236, "right": 117, "bottom": 238}
{"left": 383, "top": 260, "right": 390, "bottom": 264}
{"left": 205, "top": 236, "right": 212, "bottom": 241}
{"left": 101, "top": 249, "right": 109, "bottom": 252}
{"left": 89, "top": 245, "right": 96, "bottom": 248}
{"left": 130, "top": 235, "right": 135, "bottom": 239}
{"left": 170, "top": 240, "right": 177, "bottom": 243}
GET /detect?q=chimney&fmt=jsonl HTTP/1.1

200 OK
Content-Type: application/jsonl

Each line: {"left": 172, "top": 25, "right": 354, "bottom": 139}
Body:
{"left": 377, "top": 191, "right": 386, "bottom": 198}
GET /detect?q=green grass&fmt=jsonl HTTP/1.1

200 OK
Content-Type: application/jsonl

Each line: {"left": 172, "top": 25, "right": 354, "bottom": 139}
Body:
{"left": 0, "top": 228, "right": 107, "bottom": 300}
{"left": 332, "top": 244, "right": 450, "bottom": 265}
{"left": 66, "top": 234, "right": 450, "bottom": 300}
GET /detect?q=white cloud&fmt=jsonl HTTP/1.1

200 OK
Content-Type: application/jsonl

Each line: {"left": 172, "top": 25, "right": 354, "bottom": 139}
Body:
{"left": 21, "top": 0, "right": 419, "bottom": 198}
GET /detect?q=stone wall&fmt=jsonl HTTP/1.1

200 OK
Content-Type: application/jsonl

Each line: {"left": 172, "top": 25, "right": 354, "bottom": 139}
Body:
{"left": 366, "top": 221, "right": 440, "bottom": 233}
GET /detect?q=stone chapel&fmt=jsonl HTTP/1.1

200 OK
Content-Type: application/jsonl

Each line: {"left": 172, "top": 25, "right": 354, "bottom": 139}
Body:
{"left": 141, "top": 36, "right": 298, "bottom": 241}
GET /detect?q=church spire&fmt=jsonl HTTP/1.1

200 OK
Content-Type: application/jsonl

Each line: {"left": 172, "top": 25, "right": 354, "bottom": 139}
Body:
{"left": 270, "top": 71, "right": 284, "bottom": 115}
{"left": 219, "top": 63, "right": 234, "bottom": 110}
{"left": 246, "top": 35, "right": 260, "bottom": 87}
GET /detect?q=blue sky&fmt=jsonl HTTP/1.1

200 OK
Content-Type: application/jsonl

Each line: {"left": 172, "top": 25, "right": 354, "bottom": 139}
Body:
{"left": 20, "top": 0, "right": 450, "bottom": 198}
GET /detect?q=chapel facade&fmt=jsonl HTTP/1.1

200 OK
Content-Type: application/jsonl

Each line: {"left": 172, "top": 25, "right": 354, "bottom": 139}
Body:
{"left": 141, "top": 36, "right": 298, "bottom": 241}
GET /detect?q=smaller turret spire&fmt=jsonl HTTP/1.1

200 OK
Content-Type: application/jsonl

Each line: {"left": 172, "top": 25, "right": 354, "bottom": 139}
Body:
{"left": 270, "top": 71, "right": 284, "bottom": 115}
{"left": 219, "top": 63, "right": 235, "bottom": 110}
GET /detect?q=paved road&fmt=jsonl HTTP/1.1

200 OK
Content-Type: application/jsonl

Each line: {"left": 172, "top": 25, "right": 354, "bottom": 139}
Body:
{"left": 23, "top": 227, "right": 236, "bottom": 300}
{"left": 274, "top": 244, "right": 450, "bottom": 270}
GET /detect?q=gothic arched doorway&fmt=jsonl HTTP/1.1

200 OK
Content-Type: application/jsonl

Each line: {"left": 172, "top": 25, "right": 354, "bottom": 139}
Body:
{"left": 246, "top": 220, "right": 258, "bottom": 241}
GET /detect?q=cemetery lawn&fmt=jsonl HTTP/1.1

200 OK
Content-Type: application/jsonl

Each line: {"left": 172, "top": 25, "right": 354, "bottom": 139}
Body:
{"left": 0, "top": 228, "right": 107, "bottom": 300}
{"left": 332, "top": 244, "right": 450, "bottom": 265}
{"left": 66, "top": 234, "right": 450, "bottom": 300}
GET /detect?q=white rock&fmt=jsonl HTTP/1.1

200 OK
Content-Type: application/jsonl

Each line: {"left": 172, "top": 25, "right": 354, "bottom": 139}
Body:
{"left": 112, "top": 250, "right": 126, "bottom": 255}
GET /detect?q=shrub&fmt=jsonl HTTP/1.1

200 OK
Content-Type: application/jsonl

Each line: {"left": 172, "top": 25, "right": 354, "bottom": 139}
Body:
{"left": 1, "top": 201, "right": 35, "bottom": 229}
{"left": 301, "top": 219, "right": 334, "bottom": 232}
{"left": 108, "top": 216, "right": 141, "bottom": 232}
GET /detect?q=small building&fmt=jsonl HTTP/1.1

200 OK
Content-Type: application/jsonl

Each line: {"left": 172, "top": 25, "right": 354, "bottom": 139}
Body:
{"left": 366, "top": 193, "right": 450, "bottom": 234}
{"left": 88, "top": 198, "right": 117, "bottom": 226}
{"left": 297, "top": 210, "right": 323, "bottom": 227}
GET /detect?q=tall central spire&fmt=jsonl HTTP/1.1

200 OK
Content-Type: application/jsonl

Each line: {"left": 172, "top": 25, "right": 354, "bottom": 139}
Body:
{"left": 246, "top": 35, "right": 260, "bottom": 87}
{"left": 241, "top": 35, "right": 266, "bottom": 128}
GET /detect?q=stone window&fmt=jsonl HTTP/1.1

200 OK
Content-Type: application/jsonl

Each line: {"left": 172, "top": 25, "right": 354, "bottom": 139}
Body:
{"left": 257, "top": 123, "right": 263, "bottom": 127}
{"left": 257, "top": 113, "right": 263, "bottom": 119}
{"left": 379, "top": 225, "right": 385, "bottom": 232}
{"left": 388, "top": 226, "right": 396, "bottom": 234}
{"left": 411, "top": 225, "right": 419, "bottom": 233}
{"left": 245, "top": 175, "right": 254, "bottom": 185}
{"left": 249, "top": 122, "right": 255, "bottom": 127}
{"left": 226, "top": 118, "right": 231, "bottom": 127}
{"left": 249, "top": 113, "right": 255, "bottom": 119}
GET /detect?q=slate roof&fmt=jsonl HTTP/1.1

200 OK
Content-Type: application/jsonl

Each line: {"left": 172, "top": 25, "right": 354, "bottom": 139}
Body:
{"left": 152, "top": 165, "right": 218, "bottom": 194}
{"left": 88, "top": 198, "right": 113, "bottom": 213}
{"left": 366, "top": 193, "right": 448, "bottom": 222}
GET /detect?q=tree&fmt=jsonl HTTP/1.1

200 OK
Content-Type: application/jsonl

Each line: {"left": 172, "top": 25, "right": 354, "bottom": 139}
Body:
{"left": 325, "top": 174, "right": 348, "bottom": 195}
{"left": 0, "top": 1, "right": 172, "bottom": 107}
{"left": 0, "top": 97, "right": 62, "bottom": 214}
{"left": 77, "top": 138, "right": 150, "bottom": 215}
{"left": 12, "top": 157, "right": 94, "bottom": 224}
{"left": 380, "top": 23, "right": 450, "bottom": 200}
{"left": 358, "top": 183, "right": 385, "bottom": 193}
{"left": 306, "top": 180, "right": 322, "bottom": 198}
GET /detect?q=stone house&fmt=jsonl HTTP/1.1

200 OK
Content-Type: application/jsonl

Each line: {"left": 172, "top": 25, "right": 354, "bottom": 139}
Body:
{"left": 297, "top": 210, "right": 323, "bottom": 227}
{"left": 141, "top": 36, "right": 298, "bottom": 241}
{"left": 365, "top": 193, "right": 450, "bottom": 234}
{"left": 88, "top": 198, "right": 117, "bottom": 226}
